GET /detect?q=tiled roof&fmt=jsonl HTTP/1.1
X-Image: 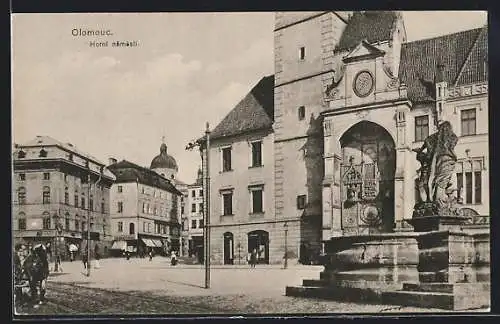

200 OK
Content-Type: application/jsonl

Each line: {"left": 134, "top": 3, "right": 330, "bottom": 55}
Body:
{"left": 18, "top": 135, "right": 115, "bottom": 179}
{"left": 454, "top": 27, "right": 488, "bottom": 86}
{"left": 108, "top": 160, "right": 182, "bottom": 195}
{"left": 21, "top": 136, "right": 103, "bottom": 165}
{"left": 399, "top": 27, "right": 486, "bottom": 102}
{"left": 335, "top": 11, "right": 399, "bottom": 52}
{"left": 210, "top": 75, "right": 274, "bottom": 140}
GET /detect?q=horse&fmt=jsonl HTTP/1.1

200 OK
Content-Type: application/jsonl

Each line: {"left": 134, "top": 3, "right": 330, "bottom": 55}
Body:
{"left": 23, "top": 244, "right": 49, "bottom": 306}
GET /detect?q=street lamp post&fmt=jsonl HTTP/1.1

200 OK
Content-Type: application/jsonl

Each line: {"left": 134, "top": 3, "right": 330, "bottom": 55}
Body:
{"left": 86, "top": 174, "right": 91, "bottom": 277}
{"left": 53, "top": 212, "right": 61, "bottom": 272}
{"left": 186, "top": 122, "right": 211, "bottom": 289}
{"left": 284, "top": 222, "right": 288, "bottom": 269}
{"left": 87, "top": 169, "right": 103, "bottom": 277}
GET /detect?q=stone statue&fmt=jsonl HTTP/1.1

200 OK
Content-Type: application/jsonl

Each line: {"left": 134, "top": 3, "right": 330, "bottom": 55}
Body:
{"left": 432, "top": 121, "right": 458, "bottom": 205}
{"left": 413, "top": 121, "right": 459, "bottom": 217}
{"left": 413, "top": 133, "right": 437, "bottom": 203}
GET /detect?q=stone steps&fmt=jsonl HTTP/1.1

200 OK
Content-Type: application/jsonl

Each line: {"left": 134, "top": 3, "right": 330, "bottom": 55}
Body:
{"left": 286, "top": 281, "right": 491, "bottom": 310}
{"left": 382, "top": 290, "right": 456, "bottom": 310}
{"left": 286, "top": 284, "right": 392, "bottom": 304}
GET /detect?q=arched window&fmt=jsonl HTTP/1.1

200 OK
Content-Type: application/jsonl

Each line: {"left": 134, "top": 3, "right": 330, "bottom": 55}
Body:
{"left": 42, "top": 186, "right": 51, "bottom": 204}
{"left": 42, "top": 211, "right": 51, "bottom": 229}
{"left": 64, "top": 187, "right": 69, "bottom": 204}
{"left": 129, "top": 223, "right": 135, "bottom": 235}
{"left": 18, "top": 187, "right": 26, "bottom": 204}
{"left": 17, "top": 150, "right": 26, "bottom": 159}
{"left": 18, "top": 212, "right": 26, "bottom": 230}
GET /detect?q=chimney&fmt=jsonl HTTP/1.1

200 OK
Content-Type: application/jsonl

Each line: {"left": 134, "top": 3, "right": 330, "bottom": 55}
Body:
{"left": 108, "top": 157, "right": 117, "bottom": 165}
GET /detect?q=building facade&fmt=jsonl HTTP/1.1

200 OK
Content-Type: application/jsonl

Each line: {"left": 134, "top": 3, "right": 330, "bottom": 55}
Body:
{"left": 273, "top": 12, "right": 353, "bottom": 260}
{"left": 12, "top": 136, "right": 115, "bottom": 260}
{"left": 107, "top": 159, "right": 182, "bottom": 256}
{"left": 207, "top": 76, "right": 278, "bottom": 265}
{"left": 176, "top": 181, "right": 189, "bottom": 257}
{"left": 320, "top": 13, "right": 488, "bottom": 239}
{"left": 203, "top": 11, "right": 488, "bottom": 265}
{"left": 185, "top": 169, "right": 204, "bottom": 262}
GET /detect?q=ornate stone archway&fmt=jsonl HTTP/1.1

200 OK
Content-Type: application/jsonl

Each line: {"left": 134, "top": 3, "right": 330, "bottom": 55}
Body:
{"left": 338, "top": 121, "right": 396, "bottom": 234}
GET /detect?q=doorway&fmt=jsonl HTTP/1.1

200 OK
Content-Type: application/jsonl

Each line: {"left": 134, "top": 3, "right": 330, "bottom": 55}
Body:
{"left": 247, "top": 230, "right": 269, "bottom": 264}
{"left": 223, "top": 232, "right": 234, "bottom": 265}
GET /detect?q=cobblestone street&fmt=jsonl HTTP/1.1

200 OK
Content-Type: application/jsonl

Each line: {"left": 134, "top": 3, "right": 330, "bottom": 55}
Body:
{"left": 15, "top": 257, "right": 483, "bottom": 316}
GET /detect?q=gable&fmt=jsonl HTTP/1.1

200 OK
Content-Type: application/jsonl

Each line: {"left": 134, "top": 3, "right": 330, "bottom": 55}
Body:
{"left": 336, "top": 11, "right": 399, "bottom": 53}
{"left": 343, "top": 40, "right": 385, "bottom": 63}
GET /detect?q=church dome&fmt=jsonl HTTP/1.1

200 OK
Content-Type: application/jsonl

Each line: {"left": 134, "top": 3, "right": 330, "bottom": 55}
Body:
{"left": 150, "top": 143, "right": 178, "bottom": 171}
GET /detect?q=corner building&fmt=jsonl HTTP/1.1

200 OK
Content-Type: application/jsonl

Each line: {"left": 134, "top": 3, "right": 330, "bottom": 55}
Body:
{"left": 12, "top": 136, "right": 115, "bottom": 259}
{"left": 107, "top": 158, "right": 183, "bottom": 256}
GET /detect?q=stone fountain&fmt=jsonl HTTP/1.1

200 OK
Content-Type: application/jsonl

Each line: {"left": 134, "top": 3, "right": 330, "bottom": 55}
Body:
{"left": 286, "top": 121, "right": 490, "bottom": 310}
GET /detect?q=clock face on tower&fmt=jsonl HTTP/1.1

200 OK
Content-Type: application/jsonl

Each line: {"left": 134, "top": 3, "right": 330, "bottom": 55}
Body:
{"left": 353, "top": 71, "right": 374, "bottom": 98}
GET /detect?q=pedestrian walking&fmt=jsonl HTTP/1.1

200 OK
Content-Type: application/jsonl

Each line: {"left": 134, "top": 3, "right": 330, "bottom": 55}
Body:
{"left": 55, "top": 254, "right": 63, "bottom": 272}
{"left": 148, "top": 248, "right": 153, "bottom": 261}
{"left": 170, "top": 250, "right": 177, "bottom": 266}
{"left": 82, "top": 250, "right": 88, "bottom": 270}
{"left": 250, "top": 249, "right": 257, "bottom": 268}
{"left": 94, "top": 245, "right": 101, "bottom": 269}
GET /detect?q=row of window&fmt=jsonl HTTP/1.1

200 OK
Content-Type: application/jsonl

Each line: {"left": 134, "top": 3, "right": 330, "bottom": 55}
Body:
{"left": 414, "top": 108, "right": 477, "bottom": 142}
{"left": 116, "top": 201, "right": 175, "bottom": 218}
{"left": 191, "top": 203, "right": 204, "bottom": 214}
{"left": 190, "top": 219, "right": 204, "bottom": 229}
{"left": 415, "top": 160, "right": 484, "bottom": 205}
{"left": 16, "top": 150, "right": 97, "bottom": 171}
{"left": 456, "top": 158, "right": 484, "bottom": 204}
{"left": 220, "top": 189, "right": 307, "bottom": 217}
{"left": 17, "top": 172, "right": 51, "bottom": 181}
{"left": 221, "top": 140, "right": 263, "bottom": 173}
{"left": 16, "top": 212, "right": 97, "bottom": 232}
{"left": 191, "top": 189, "right": 203, "bottom": 198}
{"left": 17, "top": 149, "right": 48, "bottom": 159}
{"left": 116, "top": 221, "right": 169, "bottom": 235}
{"left": 17, "top": 186, "right": 106, "bottom": 213}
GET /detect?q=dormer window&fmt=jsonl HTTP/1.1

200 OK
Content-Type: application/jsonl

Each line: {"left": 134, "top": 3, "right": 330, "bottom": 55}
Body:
{"left": 39, "top": 149, "right": 47, "bottom": 157}
{"left": 17, "top": 150, "right": 26, "bottom": 159}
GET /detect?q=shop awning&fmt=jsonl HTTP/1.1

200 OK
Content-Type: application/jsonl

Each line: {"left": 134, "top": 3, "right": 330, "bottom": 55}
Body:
{"left": 141, "top": 238, "right": 156, "bottom": 247}
{"left": 111, "top": 241, "right": 127, "bottom": 250}
{"left": 151, "top": 239, "right": 163, "bottom": 247}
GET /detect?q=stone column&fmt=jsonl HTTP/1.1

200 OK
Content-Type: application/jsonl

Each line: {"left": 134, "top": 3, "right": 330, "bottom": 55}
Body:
{"left": 322, "top": 119, "right": 333, "bottom": 240}
{"left": 394, "top": 106, "right": 411, "bottom": 230}
{"left": 322, "top": 118, "right": 342, "bottom": 240}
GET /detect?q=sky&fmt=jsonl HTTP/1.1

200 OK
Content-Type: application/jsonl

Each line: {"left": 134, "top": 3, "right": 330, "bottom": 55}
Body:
{"left": 11, "top": 11, "right": 487, "bottom": 184}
